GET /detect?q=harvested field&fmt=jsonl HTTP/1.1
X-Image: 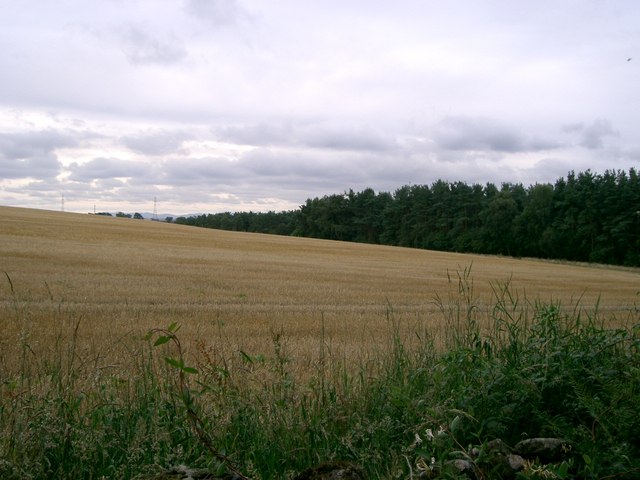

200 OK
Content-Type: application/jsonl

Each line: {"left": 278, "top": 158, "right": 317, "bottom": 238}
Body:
{"left": 1, "top": 205, "right": 638, "bottom": 379}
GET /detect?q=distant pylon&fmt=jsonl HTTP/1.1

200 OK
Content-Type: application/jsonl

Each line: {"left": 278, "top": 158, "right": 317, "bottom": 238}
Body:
{"left": 153, "top": 196, "right": 159, "bottom": 221}
{"left": 61, "top": 194, "right": 65, "bottom": 212}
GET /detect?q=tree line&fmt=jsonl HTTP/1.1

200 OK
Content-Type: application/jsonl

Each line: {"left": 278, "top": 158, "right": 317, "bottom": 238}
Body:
{"left": 175, "top": 168, "right": 640, "bottom": 266}
{"left": 94, "top": 211, "right": 145, "bottom": 219}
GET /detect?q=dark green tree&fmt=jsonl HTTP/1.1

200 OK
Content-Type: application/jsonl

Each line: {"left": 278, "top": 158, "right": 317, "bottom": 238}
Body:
{"left": 173, "top": 168, "right": 640, "bottom": 267}
{"left": 480, "top": 187, "right": 519, "bottom": 255}
{"left": 514, "top": 183, "right": 554, "bottom": 258}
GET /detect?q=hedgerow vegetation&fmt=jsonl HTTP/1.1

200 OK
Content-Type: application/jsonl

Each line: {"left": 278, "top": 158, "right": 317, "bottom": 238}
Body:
{"left": 177, "top": 168, "right": 640, "bottom": 266}
{"left": 2, "top": 270, "right": 638, "bottom": 479}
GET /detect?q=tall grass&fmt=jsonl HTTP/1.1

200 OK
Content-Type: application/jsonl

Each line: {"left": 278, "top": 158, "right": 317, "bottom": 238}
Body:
{"left": 1, "top": 270, "right": 639, "bottom": 479}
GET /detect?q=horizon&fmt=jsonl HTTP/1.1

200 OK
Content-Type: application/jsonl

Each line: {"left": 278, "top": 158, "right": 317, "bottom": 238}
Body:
{"left": 4, "top": 164, "right": 633, "bottom": 218}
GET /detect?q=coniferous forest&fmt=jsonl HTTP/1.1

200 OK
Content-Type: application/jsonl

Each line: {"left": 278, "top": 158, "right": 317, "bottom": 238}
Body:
{"left": 176, "top": 168, "right": 640, "bottom": 267}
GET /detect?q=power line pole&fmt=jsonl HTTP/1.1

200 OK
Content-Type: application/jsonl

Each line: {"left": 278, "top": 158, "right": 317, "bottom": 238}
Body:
{"left": 153, "top": 196, "right": 159, "bottom": 221}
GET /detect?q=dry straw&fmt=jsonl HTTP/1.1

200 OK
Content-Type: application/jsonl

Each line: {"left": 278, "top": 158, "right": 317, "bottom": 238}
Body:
{"left": 1, "top": 205, "right": 638, "bottom": 382}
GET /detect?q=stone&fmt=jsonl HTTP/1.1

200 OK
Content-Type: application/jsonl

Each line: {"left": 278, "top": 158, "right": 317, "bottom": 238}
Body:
{"left": 485, "top": 438, "right": 511, "bottom": 456}
{"left": 506, "top": 454, "right": 525, "bottom": 472}
{"left": 474, "top": 439, "right": 524, "bottom": 480}
{"left": 448, "top": 458, "right": 476, "bottom": 479}
{"left": 143, "top": 465, "right": 244, "bottom": 480}
{"left": 514, "top": 438, "right": 571, "bottom": 463}
{"left": 293, "top": 461, "right": 366, "bottom": 480}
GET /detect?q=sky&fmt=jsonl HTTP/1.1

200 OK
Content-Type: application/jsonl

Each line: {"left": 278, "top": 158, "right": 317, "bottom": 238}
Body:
{"left": 1, "top": 0, "right": 638, "bottom": 215}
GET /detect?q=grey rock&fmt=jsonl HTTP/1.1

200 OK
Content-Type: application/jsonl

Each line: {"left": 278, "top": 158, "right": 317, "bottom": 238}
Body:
{"left": 474, "top": 440, "right": 524, "bottom": 480}
{"left": 506, "top": 454, "right": 525, "bottom": 472}
{"left": 485, "top": 438, "right": 511, "bottom": 456}
{"left": 514, "top": 438, "right": 571, "bottom": 463}
{"left": 142, "top": 465, "right": 243, "bottom": 480}
{"left": 293, "top": 461, "right": 366, "bottom": 480}
{"left": 449, "top": 458, "right": 476, "bottom": 478}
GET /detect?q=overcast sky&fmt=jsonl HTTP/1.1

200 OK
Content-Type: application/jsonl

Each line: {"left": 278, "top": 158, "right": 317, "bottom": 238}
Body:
{"left": 1, "top": 0, "right": 638, "bottom": 215}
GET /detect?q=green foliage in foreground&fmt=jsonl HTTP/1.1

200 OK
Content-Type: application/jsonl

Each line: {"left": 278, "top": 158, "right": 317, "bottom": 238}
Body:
{"left": 1, "top": 276, "right": 639, "bottom": 479}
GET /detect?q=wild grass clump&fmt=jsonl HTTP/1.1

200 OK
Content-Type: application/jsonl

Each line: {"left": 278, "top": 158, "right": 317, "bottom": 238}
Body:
{"left": 1, "top": 270, "right": 639, "bottom": 479}
{"left": 411, "top": 269, "right": 640, "bottom": 479}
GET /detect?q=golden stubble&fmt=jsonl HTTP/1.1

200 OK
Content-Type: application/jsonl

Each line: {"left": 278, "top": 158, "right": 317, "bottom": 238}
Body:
{"left": 1, "top": 206, "right": 639, "bottom": 382}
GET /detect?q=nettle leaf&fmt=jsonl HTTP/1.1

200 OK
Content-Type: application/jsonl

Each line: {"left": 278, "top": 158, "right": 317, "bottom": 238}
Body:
{"left": 165, "top": 357, "right": 183, "bottom": 369}
{"left": 154, "top": 335, "right": 171, "bottom": 347}
{"left": 168, "top": 322, "right": 180, "bottom": 333}
{"left": 182, "top": 366, "right": 199, "bottom": 375}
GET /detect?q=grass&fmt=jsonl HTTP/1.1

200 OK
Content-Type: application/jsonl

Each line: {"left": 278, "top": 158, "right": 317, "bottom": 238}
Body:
{"left": 1, "top": 207, "right": 640, "bottom": 478}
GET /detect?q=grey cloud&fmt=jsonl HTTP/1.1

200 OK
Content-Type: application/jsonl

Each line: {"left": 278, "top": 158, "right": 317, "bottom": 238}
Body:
{"left": 626, "top": 146, "right": 640, "bottom": 161}
{"left": 528, "top": 137, "right": 564, "bottom": 151}
{"left": 88, "top": 177, "right": 129, "bottom": 190}
{"left": 162, "top": 157, "right": 245, "bottom": 186}
{"left": 0, "top": 154, "right": 61, "bottom": 180}
{"left": 2, "top": 179, "right": 63, "bottom": 202}
{"left": 185, "top": 0, "right": 248, "bottom": 27}
{"left": 215, "top": 123, "right": 293, "bottom": 146}
{"left": 581, "top": 119, "right": 618, "bottom": 149}
{"left": 561, "top": 123, "right": 584, "bottom": 134}
{"left": 162, "top": 149, "right": 366, "bottom": 195}
{"left": 432, "top": 116, "right": 564, "bottom": 155}
{"left": 527, "top": 158, "right": 576, "bottom": 183}
{"left": 215, "top": 122, "right": 397, "bottom": 152}
{"left": 121, "top": 130, "right": 191, "bottom": 156}
{"left": 68, "top": 157, "right": 149, "bottom": 181}
{"left": 524, "top": 157, "right": 596, "bottom": 184}
{"left": 119, "top": 26, "right": 188, "bottom": 65}
{"left": 0, "top": 130, "right": 75, "bottom": 179}
{"left": 228, "top": 144, "right": 525, "bottom": 199}
{"left": 434, "top": 116, "right": 527, "bottom": 153}
{"left": 237, "top": 148, "right": 413, "bottom": 195}
{"left": 303, "top": 125, "right": 397, "bottom": 152}
{"left": 0, "top": 130, "right": 77, "bottom": 159}
{"left": 561, "top": 119, "right": 619, "bottom": 149}
{"left": 240, "top": 148, "right": 360, "bottom": 180}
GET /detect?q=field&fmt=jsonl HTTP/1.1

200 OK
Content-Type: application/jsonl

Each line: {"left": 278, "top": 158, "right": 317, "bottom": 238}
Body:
{"left": 2, "top": 206, "right": 638, "bottom": 372}
{"left": 1, "top": 205, "right": 639, "bottom": 479}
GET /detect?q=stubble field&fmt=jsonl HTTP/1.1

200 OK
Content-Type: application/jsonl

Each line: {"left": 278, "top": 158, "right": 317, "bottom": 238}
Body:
{"left": 2, "top": 205, "right": 640, "bottom": 479}
{"left": 1, "top": 205, "right": 638, "bottom": 380}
